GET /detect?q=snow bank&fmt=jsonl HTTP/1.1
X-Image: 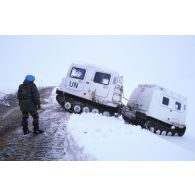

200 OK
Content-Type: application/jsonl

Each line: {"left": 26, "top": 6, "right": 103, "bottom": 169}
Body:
{"left": 68, "top": 113, "right": 195, "bottom": 161}
{"left": 0, "top": 92, "right": 10, "bottom": 106}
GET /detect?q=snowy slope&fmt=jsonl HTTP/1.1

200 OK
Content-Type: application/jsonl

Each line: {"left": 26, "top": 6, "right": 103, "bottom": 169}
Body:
{"left": 67, "top": 113, "right": 195, "bottom": 161}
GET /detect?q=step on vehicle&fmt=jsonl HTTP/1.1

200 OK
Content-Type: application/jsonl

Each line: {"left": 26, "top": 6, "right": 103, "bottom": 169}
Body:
{"left": 56, "top": 63, "right": 124, "bottom": 116}
{"left": 122, "top": 85, "right": 187, "bottom": 136}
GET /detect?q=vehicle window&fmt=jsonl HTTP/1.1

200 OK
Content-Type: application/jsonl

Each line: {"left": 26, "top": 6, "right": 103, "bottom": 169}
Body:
{"left": 162, "top": 97, "right": 169, "bottom": 106}
{"left": 175, "top": 102, "right": 181, "bottom": 110}
{"left": 94, "top": 72, "right": 111, "bottom": 85}
{"left": 70, "top": 67, "right": 86, "bottom": 80}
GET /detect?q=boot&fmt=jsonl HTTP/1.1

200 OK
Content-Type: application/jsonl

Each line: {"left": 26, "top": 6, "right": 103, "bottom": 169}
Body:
{"left": 23, "top": 127, "right": 30, "bottom": 135}
{"left": 33, "top": 122, "right": 44, "bottom": 134}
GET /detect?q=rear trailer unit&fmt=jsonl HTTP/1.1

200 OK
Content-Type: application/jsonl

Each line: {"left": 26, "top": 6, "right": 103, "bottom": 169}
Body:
{"left": 122, "top": 85, "right": 187, "bottom": 136}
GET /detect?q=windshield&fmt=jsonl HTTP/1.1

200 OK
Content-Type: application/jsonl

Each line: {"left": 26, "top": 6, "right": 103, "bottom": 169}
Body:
{"left": 70, "top": 67, "right": 86, "bottom": 80}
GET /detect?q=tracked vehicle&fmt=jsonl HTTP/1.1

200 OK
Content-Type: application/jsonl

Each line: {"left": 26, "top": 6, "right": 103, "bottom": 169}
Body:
{"left": 122, "top": 85, "right": 187, "bottom": 136}
{"left": 56, "top": 63, "right": 123, "bottom": 116}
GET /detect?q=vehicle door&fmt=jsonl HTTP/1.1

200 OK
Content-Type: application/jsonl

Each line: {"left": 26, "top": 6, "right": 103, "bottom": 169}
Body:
{"left": 90, "top": 72, "right": 111, "bottom": 98}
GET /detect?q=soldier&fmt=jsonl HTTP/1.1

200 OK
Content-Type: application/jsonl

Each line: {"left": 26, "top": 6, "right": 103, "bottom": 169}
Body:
{"left": 17, "top": 75, "right": 43, "bottom": 135}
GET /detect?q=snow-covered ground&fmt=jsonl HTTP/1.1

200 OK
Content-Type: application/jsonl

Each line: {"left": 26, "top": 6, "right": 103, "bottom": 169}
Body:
{"left": 1, "top": 86, "right": 195, "bottom": 161}
{"left": 67, "top": 113, "right": 195, "bottom": 160}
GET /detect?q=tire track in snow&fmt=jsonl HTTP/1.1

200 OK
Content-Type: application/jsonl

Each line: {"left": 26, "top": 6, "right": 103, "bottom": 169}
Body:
{"left": 2, "top": 107, "right": 19, "bottom": 119}
{"left": 0, "top": 87, "right": 90, "bottom": 161}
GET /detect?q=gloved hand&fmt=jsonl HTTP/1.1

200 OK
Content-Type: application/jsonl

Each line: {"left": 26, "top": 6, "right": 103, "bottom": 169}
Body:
{"left": 37, "top": 104, "right": 41, "bottom": 110}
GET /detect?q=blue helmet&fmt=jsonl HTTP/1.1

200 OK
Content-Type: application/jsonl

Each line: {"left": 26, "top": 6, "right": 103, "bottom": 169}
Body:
{"left": 25, "top": 75, "right": 35, "bottom": 81}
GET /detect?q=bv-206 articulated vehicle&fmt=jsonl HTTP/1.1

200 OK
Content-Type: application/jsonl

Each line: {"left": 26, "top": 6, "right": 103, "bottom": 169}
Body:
{"left": 56, "top": 63, "right": 187, "bottom": 137}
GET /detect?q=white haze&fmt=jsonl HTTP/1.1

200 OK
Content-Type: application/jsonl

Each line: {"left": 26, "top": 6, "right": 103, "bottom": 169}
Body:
{"left": 0, "top": 35, "right": 195, "bottom": 137}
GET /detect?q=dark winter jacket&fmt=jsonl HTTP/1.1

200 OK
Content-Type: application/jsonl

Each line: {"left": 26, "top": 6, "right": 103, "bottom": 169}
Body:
{"left": 17, "top": 80, "right": 40, "bottom": 112}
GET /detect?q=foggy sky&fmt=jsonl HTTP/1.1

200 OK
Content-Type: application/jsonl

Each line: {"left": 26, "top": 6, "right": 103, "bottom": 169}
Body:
{"left": 0, "top": 36, "right": 194, "bottom": 93}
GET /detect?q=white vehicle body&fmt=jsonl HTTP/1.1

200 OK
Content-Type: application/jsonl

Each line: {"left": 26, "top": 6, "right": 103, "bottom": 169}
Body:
{"left": 128, "top": 84, "right": 187, "bottom": 128}
{"left": 58, "top": 63, "right": 123, "bottom": 109}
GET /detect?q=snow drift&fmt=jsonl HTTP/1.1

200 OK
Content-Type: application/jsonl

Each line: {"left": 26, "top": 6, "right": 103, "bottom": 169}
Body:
{"left": 67, "top": 113, "right": 195, "bottom": 161}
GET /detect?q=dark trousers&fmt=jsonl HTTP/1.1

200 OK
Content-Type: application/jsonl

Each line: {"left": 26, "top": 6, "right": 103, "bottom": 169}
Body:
{"left": 22, "top": 111, "right": 39, "bottom": 132}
